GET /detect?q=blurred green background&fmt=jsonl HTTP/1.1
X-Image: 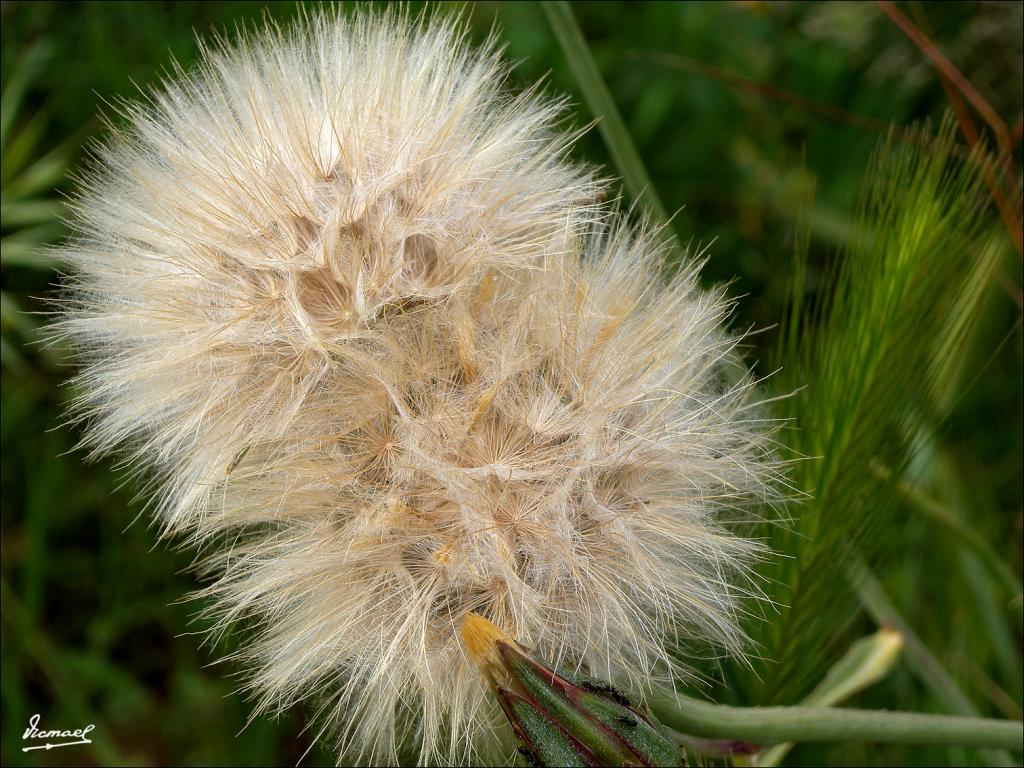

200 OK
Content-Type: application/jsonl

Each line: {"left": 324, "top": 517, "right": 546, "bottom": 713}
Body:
{"left": 1, "top": 1, "right": 1021, "bottom": 766}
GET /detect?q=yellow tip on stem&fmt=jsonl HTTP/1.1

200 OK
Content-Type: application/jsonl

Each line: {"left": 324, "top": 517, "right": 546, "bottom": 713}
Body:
{"left": 460, "top": 613, "right": 514, "bottom": 669}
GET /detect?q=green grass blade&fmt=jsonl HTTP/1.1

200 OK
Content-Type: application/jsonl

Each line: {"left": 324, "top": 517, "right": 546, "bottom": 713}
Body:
{"left": 886, "top": 467, "right": 1021, "bottom": 603}
{"left": 0, "top": 199, "right": 66, "bottom": 229}
{"left": 0, "top": 43, "right": 51, "bottom": 153}
{"left": 540, "top": 1, "right": 676, "bottom": 243}
{"left": 1, "top": 225, "right": 66, "bottom": 268}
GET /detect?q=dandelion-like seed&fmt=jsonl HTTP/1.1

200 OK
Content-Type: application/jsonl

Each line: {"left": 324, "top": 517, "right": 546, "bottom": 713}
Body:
{"left": 53, "top": 9, "right": 781, "bottom": 766}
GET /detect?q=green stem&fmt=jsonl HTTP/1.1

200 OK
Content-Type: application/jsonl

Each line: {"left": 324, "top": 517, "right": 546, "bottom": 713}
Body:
{"left": 853, "top": 564, "right": 1015, "bottom": 766}
{"left": 650, "top": 693, "right": 1023, "bottom": 750}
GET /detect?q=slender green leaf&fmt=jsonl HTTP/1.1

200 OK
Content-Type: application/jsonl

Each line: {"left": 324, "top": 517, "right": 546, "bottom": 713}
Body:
{"left": 1, "top": 225, "right": 65, "bottom": 268}
{"left": 540, "top": 1, "right": 677, "bottom": 247}
{"left": 0, "top": 42, "right": 52, "bottom": 152}
{"left": 2, "top": 146, "right": 71, "bottom": 201}
{"left": 0, "top": 199, "right": 66, "bottom": 228}
{"left": 883, "top": 465, "right": 1022, "bottom": 602}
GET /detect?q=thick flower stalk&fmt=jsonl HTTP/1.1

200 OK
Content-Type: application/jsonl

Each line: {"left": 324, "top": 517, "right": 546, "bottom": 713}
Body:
{"left": 52, "top": 9, "right": 781, "bottom": 766}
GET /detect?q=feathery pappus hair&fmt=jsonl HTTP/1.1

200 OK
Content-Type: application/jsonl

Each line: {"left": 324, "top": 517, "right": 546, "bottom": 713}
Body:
{"left": 55, "top": 7, "right": 597, "bottom": 532}
{"left": 51, "top": 7, "right": 782, "bottom": 766}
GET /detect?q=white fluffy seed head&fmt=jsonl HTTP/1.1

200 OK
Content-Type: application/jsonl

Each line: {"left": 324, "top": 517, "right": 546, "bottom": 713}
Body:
{"left": 52, "top": 8, "right": 782, "bottom": 767}
{"left": 54, "top": 7, "right": 598, "bottom": 532}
